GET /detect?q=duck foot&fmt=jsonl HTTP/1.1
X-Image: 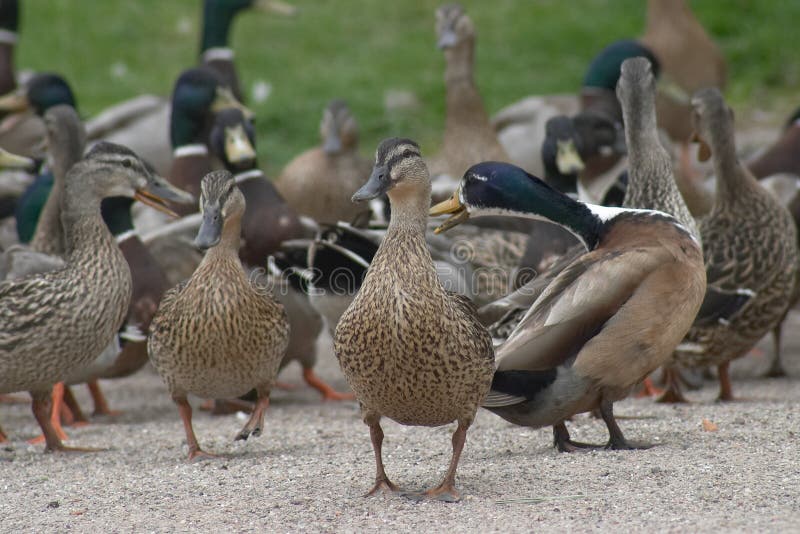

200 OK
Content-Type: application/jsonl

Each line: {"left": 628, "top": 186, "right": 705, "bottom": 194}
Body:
{"left": 553, "top": 422, "right": 602, "bottom": 453}
{"left": 188, "top": 448, "right": 220, "bottom": 462}
{"left": 656, "top": 368, "right": 689, "bottom": 403}
{"left": 634, "top": 377, "right": 664, "bottom": 398}
{"left": 28, "top": 383, "right": 70, "bottom": 445}
{"left": 175, "top": 396, "right": 217, "bottom": 461}
{"left": 234, "top": 392, "right": 269, "bottom": 441}
{"left": 87, "top": 380, "right": 122, "bottom": 417}
{"left": 403, "top": 485, "right": 461, "bottom": 503}
{"left": 30, "top": 389, "right": 103, "bottom": 452}
{"left": 365, "top": 478, "right": 401, "bottom": 497}
{"left": 599, "top": 399, "right": 653, "bottom": 451}
{"left": 274, "top": 381, "right": 300, "bottom": 391}
{"left": 0, "top": 394, "right": 27, "bottom": 404}
{"left": 302, "top": 368, "right": 355, "bottom": 401}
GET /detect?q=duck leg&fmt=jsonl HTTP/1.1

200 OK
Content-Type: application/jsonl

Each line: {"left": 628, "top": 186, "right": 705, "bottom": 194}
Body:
{"left": 30, "top": 389, "right": 101, "bottom": 452}
{"left": 0, "top": 422, "right": 6, "bottom": 442}
{"left": 717, "top": 361, "right": 736, "bottom": 402}
{"left": 234, "top": 386, "right": 270, "bottom": 441}
{"left": 656, "top": 367, "right": 689, "bottom": 403}
{"left": 552, "top": 421, "right": 601, "bottom": 453}
{"left": 634, "top": 377, "right": 664, "bottom": 398}
{"left": 302, "top": 368, "right": 355, "bottom": 401}
{"left": 599, "top": 399, "right": 652, "bottom": 450}
{"left": 87, "top": 380, "right": 122, "bottom": 416}
{"left": 364, "top": 413, "right": 399, "bottom": 496}
{"left": 417, "top": 419, "right": 470, "bottom": 502}
{"left": 173, "top": 395, "right": 217, "bottom": 461}
{"left": 62, "top": 385, "right": 89, "bottom": 425}
{"left": 27, "top": 383, "right": 70, "bottom": 445}
{"left": 765, "top": 324, "right": 787, "bottom": 378}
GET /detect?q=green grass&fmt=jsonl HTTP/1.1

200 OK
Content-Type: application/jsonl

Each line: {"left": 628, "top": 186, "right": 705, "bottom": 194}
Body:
{"left": 16, "top": 0, "right": 800, "bottom": 174}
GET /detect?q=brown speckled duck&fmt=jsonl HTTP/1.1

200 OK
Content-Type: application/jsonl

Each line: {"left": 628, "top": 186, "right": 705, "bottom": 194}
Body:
{"left": 430, "top": 161, "right": 705, "bottom": 451}
{"left": 276, "top": 100, "right": 372, "bottom": 224}
{"left": 334, "top": 138, "right": 494, "bottom": 502}
{"left": 148, "top": 170, "right": 290, "bottom": 460}
{"left": 664, "top": 89, "right": 799, "bottom": 402}
{"left": 0, "top": 142, "right": 185, "bottom": 451}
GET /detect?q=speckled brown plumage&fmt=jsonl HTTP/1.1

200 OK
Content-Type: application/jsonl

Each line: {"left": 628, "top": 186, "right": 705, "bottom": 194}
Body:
{"left": 148, "top": 170, "right": 289, "bottom": 459}
{"left": 276, "top": 100, "right": 371, "bottom": 224}
{"left": 671, "top": 89, "right": 798, "bottom": 400}
{"left": 432, "top": 4, "right": 508, "bottom": 179}
{"left": 334, "top": 138, "right": 494, "bottom": 500}
{"left": 0, "top": 142, "right": 170, "bottom": 451}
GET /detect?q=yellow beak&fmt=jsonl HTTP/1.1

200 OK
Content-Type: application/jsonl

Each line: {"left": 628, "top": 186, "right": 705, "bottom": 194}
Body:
{"left": 224, "top": 124, "right": 257, "bottom": 164}
{"left": 556, "top": 140, "right": 585, "bottom": 175}
{"left": 212, "top": 86, "right": 255, "bottom": 121}
{"left": 429, "top": 190, "right": 469, "bottom": 234}
{"left": 0, "top": 147, "right": 34, "bottom": 170}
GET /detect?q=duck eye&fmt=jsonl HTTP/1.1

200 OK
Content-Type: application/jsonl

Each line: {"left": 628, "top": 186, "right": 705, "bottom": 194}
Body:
{"left": 122, "top": 159, "right": 132, "bottom": 168}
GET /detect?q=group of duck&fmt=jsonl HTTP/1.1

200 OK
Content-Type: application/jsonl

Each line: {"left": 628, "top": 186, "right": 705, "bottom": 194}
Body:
{"left": 1, "top": 0, "right": 799, "bottom": 503}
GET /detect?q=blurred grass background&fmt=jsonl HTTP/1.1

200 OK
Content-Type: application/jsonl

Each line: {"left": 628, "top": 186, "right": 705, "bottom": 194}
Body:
{"left": 16, "top": 0, "right": 800, "bottom": 174}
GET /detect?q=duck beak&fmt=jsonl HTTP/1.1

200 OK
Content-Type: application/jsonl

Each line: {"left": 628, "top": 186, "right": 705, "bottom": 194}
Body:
{"left": 253, "top": 0, "right": 298, "bottom": 16}
{"left": 429, "top": 189, "right": 469, "bottom": 234}
{"left": 556, "top": 140, "right": 585, "bottom": 174}
{"left": 135, "top": 175, "right": 194, "bottom": 218}
{"left": 689, "top": 131, "right": 712, "bottom": 162}
{"left": 322, "top": 132, "right": 342, "bottom": 155}
{"left": 352, "top": 165, "right": 391, "bottom": 202}
{"left": 437, "top": 29, "right": 458, "bottom": 49}
{"left": 194, "top": 204, "right": 222, "bottom": 250}
{"left": 224, "top": 124, "right": 256, "bottom": 165}
{"left": 212, "top": 86, "right": 255, "bottom": 121}
{"left": 0, "top": 147, "right": 34, "bottom": 170}
{"left": 0, "top": 89, "right": 29, "bottom": 112}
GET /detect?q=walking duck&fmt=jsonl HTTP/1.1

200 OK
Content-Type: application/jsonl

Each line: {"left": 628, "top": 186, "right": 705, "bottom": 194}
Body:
{"left": 276, "top": 100, "right": 372, "bottom": 224}
{"left": 148, "top": 170, "right": 290, "bottom": 460}
{"left": 0, "top": 142, "right": 187, "bottom": 451}
{"left": 335, "top": 138, "right": 494, "bottom": 501}
{"left": 664, "top": 89, "right": 798, "bottom": 402}
{"left": 430, "top": 161, "right": 705, "bottom": 451}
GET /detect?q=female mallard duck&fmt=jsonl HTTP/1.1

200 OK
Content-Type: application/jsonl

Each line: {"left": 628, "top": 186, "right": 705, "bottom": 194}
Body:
{"left": 0, "top": 142, "right": 186, "bottom": 451}
{"left": 276, "top": 99, "right": 372, "bottom": 224}
{"left": 334, "top": 138, "right": 494, "bottom": 501}
{"left": 663, "top": 88, "right": 798, "bottom": 402}
{"left": 430, "top": 161, "right": 705, "bottom": 450}
{"left": 148, "top": 170, "right": 290, "bottom": 460}
{"left": 209, "top": 108, "right": 348, "bottom": 401}
{"left": 431, "top": 3, "right": 508, "bottom": 182}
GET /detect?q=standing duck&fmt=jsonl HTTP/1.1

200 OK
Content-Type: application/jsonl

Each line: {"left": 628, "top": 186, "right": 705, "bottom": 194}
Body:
{"left": 0, "top": 142, "right": 186, "bottom": 451}
{"left": 335, "top": 138, "right": 494, "bottom": 501}
{"left": 431, "top": 3, "right": 508, "bottom": 182}
{"left": 148, "top": 170, "right": 290, "bottom": 460}
{"left": 430, "top": 161, "right": 705, "bottom": 451}
{"left": 664, "top": 89, "right": 798, "bottom": 402}
{"left": 276, "top": 100, "right": 372, "bottom": 224}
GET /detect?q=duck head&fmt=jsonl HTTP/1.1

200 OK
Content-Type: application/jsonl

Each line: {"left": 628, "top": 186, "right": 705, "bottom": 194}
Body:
{"left": 42, "top": 104, "right": 86, "bottom": 176}
{"left": 352, "top": 137, "right": 427, "bottom": 203}
{"left": 689, "top": 87, "right": 732, "bottom": 163}
{"left": 73, "top": 142, "right": 193, "bottom": 216}
{"left": 435, "top": 3, "right": 473, "bottom": 50}
{"left": 542, "top": 116, "right": 584, "bottom": 192}
{"left": 209, "top": 107, "right": 256, "bottom": 171}
{"left": 321, "top": 99, "right": 358, "bottom": 155}
{"left": 169, "top": 67, "right": 252, "bottom": 149}
{"left": 0, "top": 72, "right": 76, "bottom": 115}
{"left": 195, "top": 170, "right": 246, "bottom": 250}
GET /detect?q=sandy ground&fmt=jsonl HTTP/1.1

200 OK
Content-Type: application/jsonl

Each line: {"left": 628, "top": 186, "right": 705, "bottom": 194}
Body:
{"left": 2, "top": 316, "right": 800, "bottom": 533}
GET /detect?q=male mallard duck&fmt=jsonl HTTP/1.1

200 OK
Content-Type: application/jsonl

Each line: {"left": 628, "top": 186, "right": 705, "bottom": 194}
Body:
{"left": 430, "top": 161, "right": 705, "bottom": 450}
{"left": 0, "top": 142, "right": 187, "bottom": 451}
{"left": 334, "top": 138, "right": 494, "bottom": 501}
{"left": 276, "top": 99, "right": 372, "bottom": 224}
{"left": 431, "top": 3, "right": 508, "bottom": 182}
{"left": 148, "top": 170, "right": 290, "bottom": 460}
{"left": 662, "top": 89, "right": 799, "bottom": 402}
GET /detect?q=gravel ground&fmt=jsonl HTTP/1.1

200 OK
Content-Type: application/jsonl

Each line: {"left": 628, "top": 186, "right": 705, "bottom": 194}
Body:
{"left": 2, "top": 322, "right": 799, "bottom": 533}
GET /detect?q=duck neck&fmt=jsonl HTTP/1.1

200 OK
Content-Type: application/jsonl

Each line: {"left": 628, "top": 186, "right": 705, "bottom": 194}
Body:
{"left": 60, "top": 167, "right": 116, "bottom": 259}
{"left": 30, "top": 171, "right": 65, "bottom": 255}
{"left": 207, "top": 213, "right": 244, "bottom": 260}
{"left": 387, "top": 183, "right": 432, "bottom": 236}
{"left": 709, "top": 125, "right": 752, "bottom": 203}
{"left": 646, "top": 0, "right": 691, "bottom": 31}
{"left": 0, "top": 37, "right": 15, "bottom": 96}
{"left": 200, "top": 1, "right": 237, "bottom": 55}
{"left": 169, "top": 144, "right": 211, "bottom": 209}
{"left": 444, "top": 39, "right": 482, "bottom": 122}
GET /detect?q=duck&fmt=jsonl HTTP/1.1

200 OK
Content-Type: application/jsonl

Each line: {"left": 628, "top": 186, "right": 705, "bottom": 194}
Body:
{"left": 429, "top": 160, "right": 705, "bottom": 451}
{"left": 334, "top": 138, "right": 494, "bottom": 501}
{"left": 430, "top": 3, "right": 508, "bottom": 184}
{"left": 148, "top": 170, "right": 290, "bottom": 460}
{"left": 209, "top": 107, "right": 350, "bottom": 401}
{"left": 0, "top": 141, "right": 187, "bottom": 451}
{"left": 0, "top": 0, "right": 18, "bottom": 97}
{"left": 276, "top": 99, "right": 372, "bottom": 225}
{"left": 662, "top": 89, "right": 798, "bottom": 402}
